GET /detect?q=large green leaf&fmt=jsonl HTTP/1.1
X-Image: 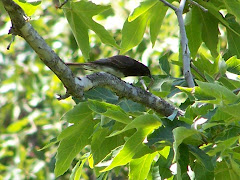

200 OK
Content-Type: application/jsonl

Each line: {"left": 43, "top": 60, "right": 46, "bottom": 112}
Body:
{"left": 63, "top": 101, "right": 93, "bottom": 123}
{"left": 197, "top": 0, "right": 240, "bottom": 37}
{"left": 199, "top": 10, "right": 219, "bottom": 57}
{"left": 149, "top": 2, "right": 169, "bottom": 46}
{"left": 60, "top": 0, "right": 119, "bottom": 59}
{"left": 185, "top": 6, "right": 203, "bottom": 58}
{"left": 219, "top": 103, "right": 240, "bottom": 119}
{"left": 91, "top": 126, "right": 126, "bottom": 165}
{"left": 225, "top": 14, "right": 240, "bottom": 59}
{"left": 215, "top": 160, "right": 240, "bottom": 179}
{"left": 55, "top": 117, "right": 96, "bottom": 176}
{"left": 189, "top": 146, "right": 214, "bottom": 179}
{"left": 120, "top": 11, "right": 150, "bottom": 54}
{"left": 129, "top": 152, "right": 158, "bottom": 180}
{"left": 101, "top": 114, "right": 161, "bottom": 171}
{"left": 109, "top": 114, "right": 161, "bottom": 137}
{"left": 223, "top": 0, "right": 240, "bottom": 20}
{"left": 88, "top": 99, "right": 132, "bottom": 124}
{"left": 196, "top": 80, "right": 238, "bottom": 104}
{"left": 173, "top": 127, "right": 202, "bottom": 161}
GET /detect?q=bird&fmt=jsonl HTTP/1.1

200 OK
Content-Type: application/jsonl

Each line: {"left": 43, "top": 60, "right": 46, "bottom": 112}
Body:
{"left": 65, "top": 55, "right": 152, "bottom": 78}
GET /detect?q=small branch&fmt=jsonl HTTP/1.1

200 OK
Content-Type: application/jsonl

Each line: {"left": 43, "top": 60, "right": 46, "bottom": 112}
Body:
{"left": 57, "top": 0, "right": 69, "bottom": 9}
{"left": 159, "top": 0, "right": 195, "bottom": 87}
{"left": 190, "top": 62, "right": 206, "bottom": 81}
{"left": 159, "top": 0, "right": 177, "bottom": 11}
{"left": 188, "top": 0, "right": 208, "bottom": 12}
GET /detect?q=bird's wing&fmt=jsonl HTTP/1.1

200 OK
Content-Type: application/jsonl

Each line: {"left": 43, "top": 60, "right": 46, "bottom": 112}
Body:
{"left": 93, "top": 55, "right": 135, "bottom": 69}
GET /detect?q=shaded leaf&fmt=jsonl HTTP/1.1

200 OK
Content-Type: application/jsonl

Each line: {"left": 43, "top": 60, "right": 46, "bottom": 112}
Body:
{"left": 88, "top": 99, "right": 132, "bottom": 124}
{"left": 185, "top": 6, "right": 203, "bottom": 58}
{"left": 199, "top": 9, "right": 219, "bottom": 57}
{"left": 55, "top": 119, "right": 95, "bottom": 176}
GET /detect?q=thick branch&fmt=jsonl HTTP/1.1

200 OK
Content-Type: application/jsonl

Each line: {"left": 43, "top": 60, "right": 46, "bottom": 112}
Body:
{"left": 160, "top": 0, "right": 195, "bottom": 87}
{"left": 78, "top": 72, "right": 184, "bottom": 117}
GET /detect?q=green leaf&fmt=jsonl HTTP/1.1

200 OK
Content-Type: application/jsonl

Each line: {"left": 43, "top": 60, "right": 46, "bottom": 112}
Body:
{"left": 223, "top": 0, "right": 240, "bottom": 20}
{"left": 199, "top": 10, "right": 219, "bottom": 57}
{"left": 149, "top": 2, "right": 169, "bottom": 46}
{"left": 63, "top": 102, "right": 93, "bottom": 123}
{"left": 185, "top": 6, "right": 203, "bottom": 58}
{"left": 208, "top": 137, "right": 238, "bottom": 156}
{"left": 88, "top": 99, "right": 132, "bottom": 124}
{"left": 120, "top": 11, "right": 150, "bottom": 54}
{"left": 189, "top": 146, "right": 214, "bottom": 173}
{"left": 196, "top": 80, "right": 238, "bottom": 104}
{"left": 159, "top": 52, "right": 171, "bottom": 75}
{"left": 128, "top": 0, "right": 158, "bottom": 22}
{"left": 191, "top": 161, "right": 214, "bottom": 180}
{"left": 70, "top": 158, "right": 87, "bottom": 180}
{"left": 230, "top": 158, "right": 240, "bottom": 177}
{"left": 109, "top": 114, "right": 161, "bottom": 137}
{"left": 129, "top": 152, "right": 158, "bottom": 180}
{"left": 219, "top": 102, "right": 240, "bottom": 119}
{"left": 91, "top": 126, "right": 125, "bottom": 165}
{"left": 118, "top": 99, "right": 146, "bottom": 113}
{"left": 156, "top": 146, "right": 173, "bottom": 179}
{"left": 84, "top": 87, "right": 118, "bottom": 104}
{"left": 225, "top": 14, "right": 240, "bottom": 59}
{"left": 226, "top": 56, "right": 240, "bottom": 74}
{"left": 6, "top": 118, "right": 28, "bottom": 133}
{"left": 192, "top": 54, "right": 219, "bottom": 76}
{"left": 197, "top": 1, "right": 240, "bottom": 37}
{"left": 173, "top": 127, "right": 202, "bottom": 161}
{"left": 101, "top": 114, "right": 161, "bottom": 171}
{"left": 55, "top": 119, "right": 95, "bottom": 177}
{"left": 215, "top": 160, "right": 240, "bottom": 180}
{"left": 13, "top": 0, "right": 41, "bottom": 16}
{"left": 60, "top": 0, "right": 119, "bottom": 59}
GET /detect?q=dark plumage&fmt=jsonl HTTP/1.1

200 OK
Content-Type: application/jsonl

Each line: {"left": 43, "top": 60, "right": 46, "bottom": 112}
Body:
{"left": 66, "top": 55, "right": 152, "bottom": 78}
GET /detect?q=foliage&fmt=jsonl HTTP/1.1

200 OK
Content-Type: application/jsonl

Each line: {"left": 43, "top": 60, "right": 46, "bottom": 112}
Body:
{"left": 1, "top": 0, "right": 240, "bottom": 179}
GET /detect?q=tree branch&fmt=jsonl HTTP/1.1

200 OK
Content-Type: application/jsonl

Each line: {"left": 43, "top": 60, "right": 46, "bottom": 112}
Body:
{"left": 159, "top": 0, "right": 195, "bottom": 88}
{"left": 79, "top": 72, "right": 184, "bottom": 117}
{"left": 2, "top": 0, "right": 184, "bottom": 117}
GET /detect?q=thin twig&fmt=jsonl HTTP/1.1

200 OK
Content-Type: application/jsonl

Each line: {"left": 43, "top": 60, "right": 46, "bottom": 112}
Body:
{"left": 188, "top": 0, "right": 208, "bottom": 12}
{"left": 159, "top": 0, "right": 177, "bottom": 11}
{"left": 190, "top": 62, "right": 206, "bottom": 81}
{"left": 57, "top": 0, "right": 69, "bottom": 9}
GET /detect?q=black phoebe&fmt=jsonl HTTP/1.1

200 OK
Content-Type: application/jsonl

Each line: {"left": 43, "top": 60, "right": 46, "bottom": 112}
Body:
{"left": 66, "top": 55, "right": 152, "bottom": 78}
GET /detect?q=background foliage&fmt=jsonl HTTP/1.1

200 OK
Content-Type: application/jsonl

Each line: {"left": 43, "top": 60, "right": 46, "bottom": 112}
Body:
{"left": 1, "top": 0, "right": 240, "bottom": 179}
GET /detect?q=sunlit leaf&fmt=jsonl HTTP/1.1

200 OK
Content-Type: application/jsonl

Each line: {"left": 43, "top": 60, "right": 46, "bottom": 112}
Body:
{"left": 120, "top": 12, "right": 150, "bottom": 54}
{"left": 128, "top": 0, "right": 158, "bottom": 22}
{"left": 129, "top": 152, "right": 158, "bottom": 180}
